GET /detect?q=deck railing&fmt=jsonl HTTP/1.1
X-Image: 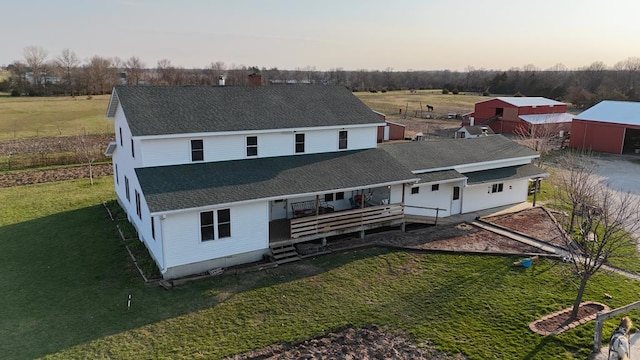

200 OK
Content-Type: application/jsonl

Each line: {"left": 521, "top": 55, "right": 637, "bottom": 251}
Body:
{"left": 290, "top": 204, "right": 403, "bottom": 239}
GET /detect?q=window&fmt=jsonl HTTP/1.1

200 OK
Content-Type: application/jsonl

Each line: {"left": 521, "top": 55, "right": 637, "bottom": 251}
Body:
{"left": 191, "top": 139, "right": 204, "bottom": 161}
{"left": 217, "top": 209, "right": 231, "bottom": 238}
{"left": 411, "top": 187, "right": 420, "bottom": 195}
{"left": 131, "top": 138, "right": 135, "bottom": 158}
{"left": 458, "top": 131, "right": 466, "bottom": 139}
{"left": 335, "top": 192, "right": 344, "bottom": 200}
{"left": 246, "top": 136, "right": 258, "bottom": 157}
{"left": 491, "top": 183, "right": 504, "bottom": 193}
{"left": 295, "top": 133, "right": 305, "bottom": 153}
{"left": 115, "top": 164, "right": 119, "bottom": 185}
{"left": 338, "top": 130, "right": 348, "bottom": 149}
{"left": 431, "top": 184, "right": 439, "bottom": 191}
{"left": 135, "top": 190, "right": 141, "bottom": 219}
{"left": 200, "top": 211, "right": 214, "bottom": 241}
{"left": 125, "top": 176, "right": 130, "bottom": 201}
{"left": 453, "top": 186, "right": 460, "bottom": 200}
{"left": 324, "top": 193, "right": 334, "bottom": 202}
{"left": 119, "top": 127, "right": 123, "bottom": 146}
{"left": 151, "top": 216, "right": 155, "bottom": 240}
{"left": 200, "top": 209, "right": 231, "bottom": 241}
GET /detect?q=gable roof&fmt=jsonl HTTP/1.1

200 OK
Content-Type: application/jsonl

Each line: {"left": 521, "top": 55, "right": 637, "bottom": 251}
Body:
{"left": 136, "top": 149, "right": 418, "bottom": 214}
{"left": 108, "top": 85, "right": 383, "bottom": 136}
{"left": 575, "top": 100, "right": 640, "bottom": 126}
{"left": 380, "top": 135, "right": 538, "bottom": 172}
{"left": 495, "top": 97, "right": 564, "bottom": 107}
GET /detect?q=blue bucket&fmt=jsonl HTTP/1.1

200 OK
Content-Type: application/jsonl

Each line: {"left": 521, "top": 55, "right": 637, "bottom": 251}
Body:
{"left": 521, "top": 258, "right": 532, "bottom": 268}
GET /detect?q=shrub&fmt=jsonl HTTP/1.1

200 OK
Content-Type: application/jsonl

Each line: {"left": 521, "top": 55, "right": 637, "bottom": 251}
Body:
{"left": 452, "top": 88, "right": 460, "bottom": 95}
{"left": 10, "top": 89, "right": 20, "bottom": 97}
{"left": 369, "top": 89, "right": 377, "bottom": 93}
{"left": 482, "top": 90, "right": 491, "bottom": 96}
{"left": 442, "top": 88, "right": 449, "bottom": 94}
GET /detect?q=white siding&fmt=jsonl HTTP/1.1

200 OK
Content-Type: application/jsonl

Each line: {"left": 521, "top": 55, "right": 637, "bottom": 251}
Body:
{"left": 461, "top": 179, "right": 529, "bottom": 213}
{"left": 162, "top": 202, "right": 269, "bottom": 269}
{"left": 138, "top": 125, "right": 380, "bottom": 167}
{"left": 112, "top": 104, "right": 142, "bottom": 221}
{"left": 403, "top": 181, "right": 464, "bottom": 217}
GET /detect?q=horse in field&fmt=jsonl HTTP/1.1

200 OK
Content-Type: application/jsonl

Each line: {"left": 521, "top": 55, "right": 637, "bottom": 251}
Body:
{"left": 426, "top": 104, "right": 434, "bottom": 111}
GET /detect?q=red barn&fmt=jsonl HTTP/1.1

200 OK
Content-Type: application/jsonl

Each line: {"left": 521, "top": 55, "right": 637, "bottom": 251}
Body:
{"left": 570, "top": 100, "right": 640, "bottom": 154}
{"left": 468, "top": 97, "right": 572, "bottom": 136}
{"left": 374, "top": 110, "right": 406, "bottom": 142}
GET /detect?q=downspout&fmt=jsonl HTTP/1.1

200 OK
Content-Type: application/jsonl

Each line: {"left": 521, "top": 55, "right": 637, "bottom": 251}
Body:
{"left": 160, "top": 215, "right": 167, "bottom": 276}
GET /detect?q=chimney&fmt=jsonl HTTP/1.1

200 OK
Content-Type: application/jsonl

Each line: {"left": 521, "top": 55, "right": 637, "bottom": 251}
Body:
{"left": 218, "top": 75, "right": 225, "bottom": 86}
{"left": 248, "top": 73, "right": 262, "bottom": 86}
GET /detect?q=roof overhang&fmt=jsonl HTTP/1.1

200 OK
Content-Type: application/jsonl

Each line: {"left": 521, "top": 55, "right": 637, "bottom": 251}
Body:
{"left": 104, "top": 141, "right": 117, "bottom": 157}
{"left": 464, "top": 164, "right": 549, "bottom": 185}
{"left": 106, "top": 88, "right": 120, "bottom": 119}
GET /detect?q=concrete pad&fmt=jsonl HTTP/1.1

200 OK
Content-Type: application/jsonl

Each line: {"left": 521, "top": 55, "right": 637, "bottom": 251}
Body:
{"left": 594, "top": 332, "right": 640, "bottom": 359}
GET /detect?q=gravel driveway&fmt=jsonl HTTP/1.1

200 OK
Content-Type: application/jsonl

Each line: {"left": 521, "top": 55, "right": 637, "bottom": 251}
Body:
{"left": 591, "top": 155, "right": 640, "bottom": 244}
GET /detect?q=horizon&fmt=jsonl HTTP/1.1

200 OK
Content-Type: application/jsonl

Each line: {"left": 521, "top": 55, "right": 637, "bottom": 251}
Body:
{"left": 3, "top": 0, "right": 640, "bottom": 72}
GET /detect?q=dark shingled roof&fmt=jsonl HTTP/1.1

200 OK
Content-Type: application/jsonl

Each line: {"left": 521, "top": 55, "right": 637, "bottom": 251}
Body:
{"left": 380, "top": 135, "right": 538, "bottom": 171}
{"left": 465, "top": 164, "right": 548, "bottom": 185}
{"left": 136, "top": 149, "right": 418, "bottom": 213}
{"left": 416, "top": 169, "right": 465, "bottom": 183}
{"left": 112, "top": 85, "right": 383, "bottom": 136}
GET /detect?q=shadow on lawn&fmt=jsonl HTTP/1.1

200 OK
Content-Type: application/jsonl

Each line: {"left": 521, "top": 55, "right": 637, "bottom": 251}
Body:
{"left": 0, "top": 204, "right": 388, "bottom": 359}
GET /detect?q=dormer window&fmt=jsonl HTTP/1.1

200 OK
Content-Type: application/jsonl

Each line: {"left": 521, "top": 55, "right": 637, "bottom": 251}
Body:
{"left": 191, "top": 139, "right": 204, "bottom": 161}
{"left": 246, "top": 136, "right": 258, "bottom": 157}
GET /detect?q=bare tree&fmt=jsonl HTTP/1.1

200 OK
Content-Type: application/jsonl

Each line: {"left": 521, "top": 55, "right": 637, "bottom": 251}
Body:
{"left": 23, "top": 46, "right": 48, "bottom": 87}
{"left": 55, "top": 49, "right": 80, "bottom": 95}
{"left": 85, "top": 56, "right": 118, "bottom": 94}
{"left": 513, "top": 115, "right": 570, "bottom": 161}
{"left": 554, "top": 152, "right": 640, "bottom": 321}
{"left": 124, "top": 56, "right": 146, "bottom": 85}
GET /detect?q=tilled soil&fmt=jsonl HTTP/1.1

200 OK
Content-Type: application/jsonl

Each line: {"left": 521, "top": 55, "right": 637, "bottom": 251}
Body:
{"left": 482, "top": 207, "right": 566, "bottom": 248}
{"left": 225, "top": 325, "right": 466, "bottom": 360}
{"left": 0, "top": 163, "right": 112, "bottom": 187}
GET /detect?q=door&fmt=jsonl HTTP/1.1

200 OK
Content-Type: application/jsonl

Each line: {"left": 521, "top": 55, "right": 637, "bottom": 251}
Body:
{"left": 270, "top": 199, "right": 288, "bottom": 220}
{"left": 451, "top": 186, "right": 461, "bottom": 215}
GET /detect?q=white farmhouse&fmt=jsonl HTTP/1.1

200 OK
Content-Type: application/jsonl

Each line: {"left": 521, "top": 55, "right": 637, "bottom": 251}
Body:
{"left": 106, "top": 85, "right": 546, "bottom": 279}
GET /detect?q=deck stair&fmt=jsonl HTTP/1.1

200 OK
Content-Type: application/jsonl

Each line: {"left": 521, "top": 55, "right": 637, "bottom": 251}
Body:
{"left": 269, "top": 243, "right": 301, "bottom": 265}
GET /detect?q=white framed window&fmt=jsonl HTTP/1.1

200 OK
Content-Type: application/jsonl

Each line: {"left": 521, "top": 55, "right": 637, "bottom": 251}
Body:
{"left": 295, "top": 133, "right": 305, "bottom": 153}
{"left": 135, "top": 190, "right": 141, "bottom": 219}
{"left": 191, "top": 139, "right": 204, "bottom": 162}
{"left": 431, "top": 184, "right": 439, "bottom": 191}
{"left": 200, "top": 209, "right": 231, "bottom": 241}
{"left": 125, "top": 176, "right": 130, "bottom": 202}
{"left": 246, "top": 136, "right": 258, "bottom": 157}
{"left": 338, "top": 130, "right": 348, "bottom": 150}
{"left": 491, "top": 183, "right": 504, "bottom": 193}
{"left": 411, "top": 187, "right": 419, "bottom": 195}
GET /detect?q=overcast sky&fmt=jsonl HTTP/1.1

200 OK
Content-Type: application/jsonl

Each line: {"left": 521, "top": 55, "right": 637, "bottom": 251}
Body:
{"left": 3, "top": 0, "right": 639, "bottom": 71}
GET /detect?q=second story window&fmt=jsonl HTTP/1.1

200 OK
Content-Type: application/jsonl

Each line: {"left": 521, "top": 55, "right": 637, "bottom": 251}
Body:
{"left": 338, "top": 130, "right": 348, "bottom": 150}
{"left": 125, "top": 176, "right": 130, "bottom": 202}
{"left": 295, "top": 133, "right": 305, "bottom": 153}
{"left": 191, "top": 139, "right": 204, "bottom": 161}
{"left": 131, "top": 138, "right": 135, "bottom": 158}
{"left": 119, "top": 127, "right": 123, "bottom": 146}
{"left": 246, "top": 136, "right": 258, "bottom": 157}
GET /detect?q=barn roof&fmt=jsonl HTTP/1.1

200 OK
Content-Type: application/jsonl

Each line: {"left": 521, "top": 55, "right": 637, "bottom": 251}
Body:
{"left": 136, "top": 149, "right": 418, "bottom": 213}
{"left": 496, "top": 97, "right": 565, "bottom": 107}
{"left": 575, "top": 100, "right": 640, "bottom": 126}
{"left": 380, "top": 135, "right": 538, "bottom": 172}
{"left": 108, "top": 85, "right": 383, "bottom": 137}
{"left": 519, "top": 113, "right": 574, "bottom": 124}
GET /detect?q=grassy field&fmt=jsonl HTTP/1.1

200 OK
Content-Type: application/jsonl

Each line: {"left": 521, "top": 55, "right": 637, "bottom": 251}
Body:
{"left": 354, "top": 90, "right": 485, "bottom": 120}
{"left": 0, "top": 94, "right": 112, "bottom": 139}
{"left": 2, "top": 177, "right": 640, "bottom": 359}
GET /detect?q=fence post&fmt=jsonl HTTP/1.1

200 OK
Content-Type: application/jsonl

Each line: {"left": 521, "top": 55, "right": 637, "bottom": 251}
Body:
{"left": 593, "top": 316, "right": 603, "bottom": 353}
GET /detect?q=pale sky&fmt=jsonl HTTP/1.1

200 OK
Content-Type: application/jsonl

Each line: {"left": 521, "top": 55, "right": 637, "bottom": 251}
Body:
{"left": 3, "top": 0, "right": 640, "bottom": 71}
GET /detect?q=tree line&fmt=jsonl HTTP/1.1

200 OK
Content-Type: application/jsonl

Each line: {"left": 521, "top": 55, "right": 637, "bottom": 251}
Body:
{"left": 3, "top": 46, "right": 640, "bottom": 108}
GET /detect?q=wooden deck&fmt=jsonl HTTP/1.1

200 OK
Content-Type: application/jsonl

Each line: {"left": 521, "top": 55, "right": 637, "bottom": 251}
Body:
{"left": 270, "top": 204, "right": 404, "bottom": 246}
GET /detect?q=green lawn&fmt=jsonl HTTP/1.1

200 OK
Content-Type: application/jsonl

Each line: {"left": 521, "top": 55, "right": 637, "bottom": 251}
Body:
{"left": 2, "top": 177, "right": 640, "bottom": 359}
{"left": 0, "top": 95, "right": 111, "bottom": 139}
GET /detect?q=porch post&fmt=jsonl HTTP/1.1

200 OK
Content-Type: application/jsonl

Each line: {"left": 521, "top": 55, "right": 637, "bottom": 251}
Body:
{"left": 401, "top": 183, "right": 407, "bottom": 232}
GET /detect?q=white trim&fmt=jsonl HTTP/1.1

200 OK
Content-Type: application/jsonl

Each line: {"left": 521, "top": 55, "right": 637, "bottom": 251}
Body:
{"left": 411, "top": 155, "right": 539, "bottom": 174}
{"left": 415, "top": 177, "right": 467, "bottom": 186}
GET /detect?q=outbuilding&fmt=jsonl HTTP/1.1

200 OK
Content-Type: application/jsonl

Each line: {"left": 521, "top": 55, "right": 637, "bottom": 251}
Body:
{"left": 570, "top": 100, "right": 640, "bottom": 154}
{"left": 467, "top": 97, "right": 572, "bottom": 136}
